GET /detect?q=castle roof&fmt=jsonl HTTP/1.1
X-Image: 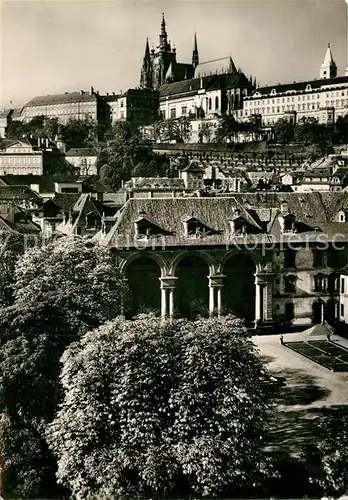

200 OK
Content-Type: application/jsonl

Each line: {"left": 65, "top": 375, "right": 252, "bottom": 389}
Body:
{"left": 159, "top": 72, "right": 251, "bottom": 98}
{"left": 101, "top": 192, "right": 348, "bottom": 248}
{"left": 25, "top": 90, "right": 99, "bottom": 107}
{"left": 248, "top": 75, "right": 348, "bottom": 98}
{"left": 194, "top": 56, "right": 237, "bottom": 78}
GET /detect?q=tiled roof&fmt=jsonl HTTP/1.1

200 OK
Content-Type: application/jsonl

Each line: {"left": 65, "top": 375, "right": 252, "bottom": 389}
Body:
{"left": 124, "top": 177, "right": 185, "bottom": 190}
{"left": 102, "top": 192, "right": 348, "bottom": 248}
{"left": 25, "top": 91, "right": 98, "bottom": 107}
{"left": 249, "top": 76, "right": 348, "bottom": 98}
{"left": 194, "top": 56, "right": 237, "bottom": 78}
{"left": 0, "top": 185, "right": 43, "bottom": 202}
{"left": 48, "top": 193, "right": 81, "bottom": 212}
{"left": 65, "top": 148, "right": 97, "bottom": 157}
{"left": 0, "top": 174, "right": 77, "bottom": 193}
{"left": 159, "top": 72, "right": 251, "bottom": 98}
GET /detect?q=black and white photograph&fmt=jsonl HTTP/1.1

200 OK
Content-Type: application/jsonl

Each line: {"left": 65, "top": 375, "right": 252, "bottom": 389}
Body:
{"left": 1, "top": 0, "right": 348, "bottom": 498}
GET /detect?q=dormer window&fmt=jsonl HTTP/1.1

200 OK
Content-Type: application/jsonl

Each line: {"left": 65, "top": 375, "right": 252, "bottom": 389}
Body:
{"left": 271, "top": 89, "right": 276, "bottom": 96}
{"left": 183, "top": 216, "right": 219, "bottom": 238}
{"left": 337, "top": 210, "right": 346, "bottom": 222}
{"left": 134, "top": 216, "right": 172, "bottom": 240}
{"left": 231, "top": 216, "right": 247, "bottom": 235}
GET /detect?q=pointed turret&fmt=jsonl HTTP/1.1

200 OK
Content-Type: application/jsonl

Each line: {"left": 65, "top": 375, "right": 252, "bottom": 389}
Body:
{"left": 159, "top": 12, "right": 168, "bottom": 51}
{"left": 320, "top": 43, "right": 337, "bottom": 79}
{"left": 192, "top": 32, "right": 199, "bottom": 69}
{"left": 140, "top": 37, "right": 153, "bottom": 89}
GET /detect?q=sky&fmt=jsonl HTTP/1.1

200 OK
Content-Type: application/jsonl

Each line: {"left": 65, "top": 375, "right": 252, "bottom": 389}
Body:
{"left": 1, "top": 0, "right": 347, "bottom": 108}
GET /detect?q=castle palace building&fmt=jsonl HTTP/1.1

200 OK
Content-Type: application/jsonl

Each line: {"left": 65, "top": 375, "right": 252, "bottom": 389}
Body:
{"left": 235, "top": 44, "right": 348, "bottom": 127}
{"left": 140, "top": 14, "right": 197, "bottom": 90}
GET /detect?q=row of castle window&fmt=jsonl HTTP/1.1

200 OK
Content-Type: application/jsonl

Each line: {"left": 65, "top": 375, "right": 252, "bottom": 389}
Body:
{"left": 243, "top": 100, "right": 347, "bottom": 116}
{"left": 246, "top": 90, "right": 348, "bottom": 107}
{"left": 284, "top": 273, "right": 339, "bottom": 293}
{"left": 283, "top": 249, "right": 345, "bottom": 269}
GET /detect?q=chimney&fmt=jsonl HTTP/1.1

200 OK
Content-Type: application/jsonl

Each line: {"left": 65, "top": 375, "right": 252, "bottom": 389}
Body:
{"left": 90, "top": 86, "right": 94, "bottom": 95}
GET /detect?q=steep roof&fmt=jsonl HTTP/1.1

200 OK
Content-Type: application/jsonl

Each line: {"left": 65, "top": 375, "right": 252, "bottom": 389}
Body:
{"left": 102, "top": 192, "right": 348, "bottom": 248}
{"left": 194, "top": 56, "right": 237, "bottom": 78}
{"left": 0, "top": 185, "right": 43, "bottom": 202}
{"left": 159, "top": 72, "right": 251, "bottom": 98}
{"left": 25, "top": 91, "right": 98, "bottom": 107}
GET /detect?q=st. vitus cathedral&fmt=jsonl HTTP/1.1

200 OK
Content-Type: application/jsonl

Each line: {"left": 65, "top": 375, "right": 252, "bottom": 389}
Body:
{"left": 140, "top": 13, "right": 198, "bottom": 90}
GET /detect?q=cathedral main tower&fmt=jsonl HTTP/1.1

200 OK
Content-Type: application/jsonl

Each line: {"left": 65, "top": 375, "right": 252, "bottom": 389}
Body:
{"left": 140, "top": 14, "right": 197, "bottom": 89}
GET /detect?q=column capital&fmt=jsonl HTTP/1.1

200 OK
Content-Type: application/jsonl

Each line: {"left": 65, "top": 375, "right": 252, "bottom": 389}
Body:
{"left": 254, "top": 272, "right": 276, "bottom": 285}
{"left": 209, "top": 274, "right": 225, "bottom": 288}
{"left": 159, "top": 276, "right": 178, "bottom": 289}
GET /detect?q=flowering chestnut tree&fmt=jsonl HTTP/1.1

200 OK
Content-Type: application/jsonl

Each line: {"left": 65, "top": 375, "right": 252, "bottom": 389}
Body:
{"left": 0, "top": 236, "right": 127, "bottom": 498}
{"left": 47, "top": 314, "right": 276, "bottom": 499}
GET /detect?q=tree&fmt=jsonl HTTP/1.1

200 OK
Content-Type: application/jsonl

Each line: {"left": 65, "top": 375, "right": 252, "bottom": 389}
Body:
{"left": 198, "top": 121, "right": 214, "bottom": 143}
{"left": 302, "top": 407, "right": 348, "bottom": 498}
{"left": 153, "top": 117, "right": 192, "bottom": 143}
{"left": 0, "top": 236, "right": 128, "bottom": 498}
{"left": 6, "top": 116, "right": 59, "bottom": 141}
{"left": 61, "top": 118, "right": 99, "bottom": 149}
{"left": 99, "top": 122, "right": 169, "bottom": 190}
{"left": 273, "top": 118, "right": 294, "bottom": 145}
{"left": 215, "top": 115, "right": 240, "bottom": 143}
{"left": 47, "top": 315, "right": 277, "bottom": 499}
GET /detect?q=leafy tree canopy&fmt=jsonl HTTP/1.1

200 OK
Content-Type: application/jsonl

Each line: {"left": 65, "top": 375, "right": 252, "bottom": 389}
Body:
{"left": 99, "top": 122, "right": 169, "bottom": 190}
{"left": 47, "top": 314, "right": 276, "bottom": 499}
{"left": 0, "top": 236, "right": 128, "bottom": 498}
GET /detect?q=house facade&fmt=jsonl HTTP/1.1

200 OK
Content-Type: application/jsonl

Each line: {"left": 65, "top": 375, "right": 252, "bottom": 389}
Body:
{"left": 97, "top": 192, "right": 348, "bottom": 330}
{"left": 21, "top": 88, "right": 110, "bottom": 128}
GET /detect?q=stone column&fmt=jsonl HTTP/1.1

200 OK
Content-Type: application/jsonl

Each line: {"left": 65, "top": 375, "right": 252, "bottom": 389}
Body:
{"left": 161, "top": 287, "right": 167, "bottom": 319}
{"left": 254, "top": 273, "right": 275, "bottom": 328}
{"left": 217, "top": 287, "right": 222, "bottom": 318}
{"left": 208, "top": 274, "right": 225, "bottom": 318}
{"left": 159, "top": 276, "right": 178, "bottom": 321}
{"left": 209, "top": 285, "right": 215, "bottom": 318}
{"left": 169, "top": 288, "right": 175, "bottom": 321}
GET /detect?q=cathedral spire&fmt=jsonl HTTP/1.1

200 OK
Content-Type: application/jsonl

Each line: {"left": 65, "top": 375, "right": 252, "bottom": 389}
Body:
{"left": 159, "top": 12, "right": 168, "bottom": 51}
{"left": 140, "top": 37, "right": 153, "bottom": 89}
{"left": 192, "top": 32, "right": 199, "bottom": 69}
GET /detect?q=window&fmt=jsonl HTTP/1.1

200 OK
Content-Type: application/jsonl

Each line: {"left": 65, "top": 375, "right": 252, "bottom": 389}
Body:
{"left": 284, "top": 275, "right": 296, "bottom": 293}
{"left": 342, "top": 278, "right": 345, "bottom": 294}
{"left": 181, "top": 106, "right": 187, "bottom": 116}
{"left": 314, "top": 273, "right": 326, "bottom": 292}
{"left": 284, "top": 249, "right": 296, "bottom": 268}
{"left": 313, "top": 249, "right": 325, "bottom": 268}
{"left": 341, "top": 303, "right": 345, "bottom": 317}
{"left": 215, "top": 96, "right": 219, "bottom": 109}
{"left": 209, "top": 98, "right": 212, "bottom": 110}
{"left": 170, "top": 108, "right": 176, "bottom": 119}
{"left": 285, "top": 302, "right": 294, "bottom": 319}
